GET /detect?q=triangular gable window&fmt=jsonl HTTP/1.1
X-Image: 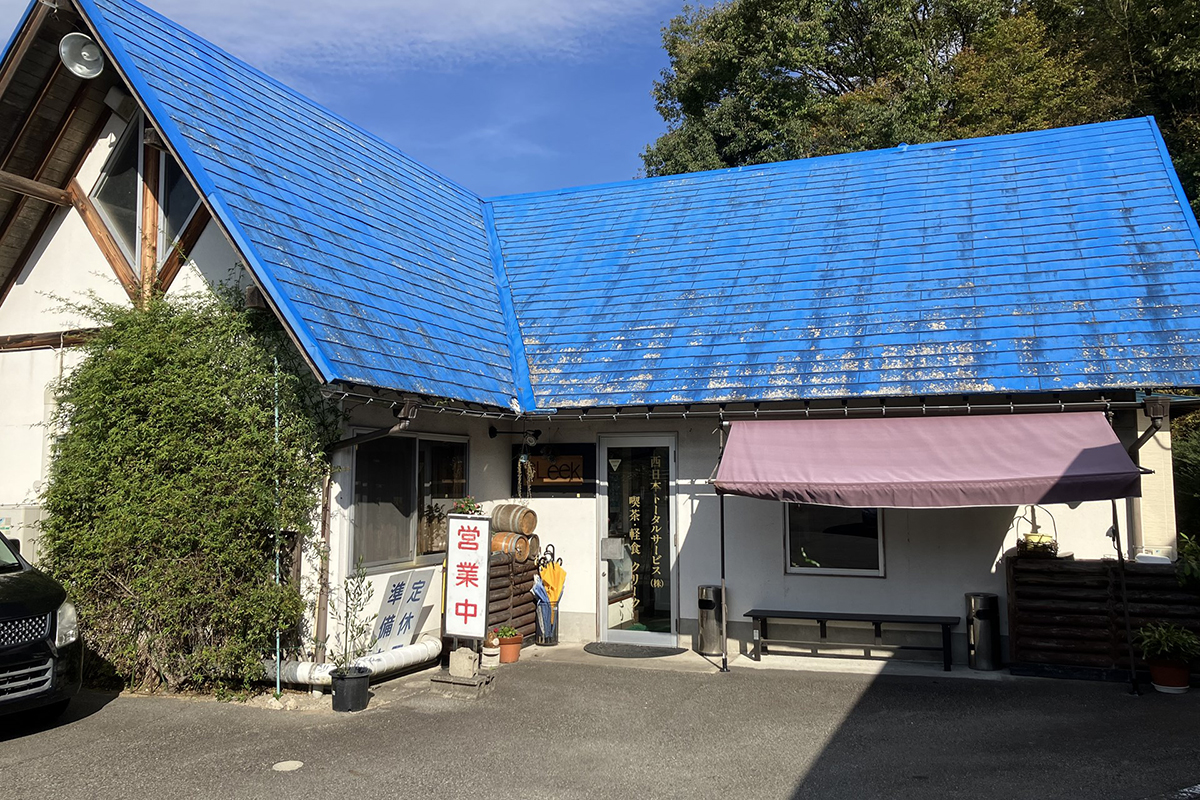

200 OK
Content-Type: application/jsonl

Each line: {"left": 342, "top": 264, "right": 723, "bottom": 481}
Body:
{"left": 90, "top": 114, "right": 142, "bottom": 265}
{"left": 159, "top": 155, "right": 200, "bottom": 261}
{"left": 89, "top": 113, "right": 204, "bottom": 277}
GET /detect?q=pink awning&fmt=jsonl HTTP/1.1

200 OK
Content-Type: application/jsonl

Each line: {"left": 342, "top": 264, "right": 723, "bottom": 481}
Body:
{"left": 713, "top": 413, "right": 1141, "bottom": 508}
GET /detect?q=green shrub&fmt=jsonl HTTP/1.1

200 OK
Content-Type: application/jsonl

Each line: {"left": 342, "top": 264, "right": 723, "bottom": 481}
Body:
{"left": 40, "top": 292, "right": 339, "bottom": 692}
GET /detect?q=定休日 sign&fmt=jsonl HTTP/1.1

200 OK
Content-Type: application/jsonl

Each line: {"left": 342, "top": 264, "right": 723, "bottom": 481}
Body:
{"left": 443, "top": 514, "right": 491, "bottom": 640}
{"left": 370, "top": 566, "right": 436, "bottom": 653}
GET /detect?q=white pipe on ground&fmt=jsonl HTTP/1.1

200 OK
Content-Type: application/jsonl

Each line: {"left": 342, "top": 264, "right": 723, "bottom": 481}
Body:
{"left": 264, "top": 635, "right": 443, "bottom": 687}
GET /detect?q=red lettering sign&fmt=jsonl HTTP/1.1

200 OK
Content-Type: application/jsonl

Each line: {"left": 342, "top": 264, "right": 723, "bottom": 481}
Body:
{"left": 458, "top": 525, "right": 481, "bottom": 550}
{"left": 455, "top": 562, "right": 480, "bottom": 588}
{"left": 454, "top": 599, "right": 478, "bottom": 624}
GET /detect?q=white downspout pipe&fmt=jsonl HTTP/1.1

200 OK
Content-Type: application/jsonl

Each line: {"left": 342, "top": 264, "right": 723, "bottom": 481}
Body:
{"left": 264, "top": 635, "right": 443, "bottom": 687}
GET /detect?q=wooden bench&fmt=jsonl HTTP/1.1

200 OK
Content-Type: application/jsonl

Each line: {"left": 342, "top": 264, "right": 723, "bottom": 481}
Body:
{"left": 744, "top": 609, "right": 961, "bottom": 671}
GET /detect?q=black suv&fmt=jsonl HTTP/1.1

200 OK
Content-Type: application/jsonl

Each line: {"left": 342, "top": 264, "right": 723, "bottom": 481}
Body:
{"left": 0, "top": 533, "right": 81, "bottom": 718}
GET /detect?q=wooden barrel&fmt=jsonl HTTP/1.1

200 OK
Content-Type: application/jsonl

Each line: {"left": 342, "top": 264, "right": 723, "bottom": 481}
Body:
{"left": 527, "top": 534, "right": 540, "bottom": 560}
{"left": 491, "top": 532, "right": 531, "bottom": 562}
{"left": 492, "top": 504, "right": 537, "bottom": 535}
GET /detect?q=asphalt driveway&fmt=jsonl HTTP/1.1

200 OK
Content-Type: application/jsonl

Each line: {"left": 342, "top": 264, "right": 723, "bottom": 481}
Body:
{"left": 3, "top": 652, "right": 1197, "bottom": 799}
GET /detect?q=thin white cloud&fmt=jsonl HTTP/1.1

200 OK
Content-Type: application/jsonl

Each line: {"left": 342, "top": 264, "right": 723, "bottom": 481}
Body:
{"left": 142, "top": 0, "right": 672, "bottom": 73}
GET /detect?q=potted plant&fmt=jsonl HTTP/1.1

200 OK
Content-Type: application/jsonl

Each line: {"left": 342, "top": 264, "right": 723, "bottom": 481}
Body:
{"left": 1135, "top": 622, "right": 1200, "bottom": 694}
{"left": 451, "top": 496, "right": 485, "bottom": 516}
{"left": 482, "top": 628, "right": 501, "bottom": 670}
{"left": 496, "top": 624, "right": 523, "bottom": 663}
{"left": 326, "top": 559, "right": 377, "bottom": 712}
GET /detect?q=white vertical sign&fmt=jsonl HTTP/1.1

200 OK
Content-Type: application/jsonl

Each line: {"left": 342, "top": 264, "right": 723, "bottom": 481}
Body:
{"left": 443, "top": 514, "right": 490, "bottom": 640}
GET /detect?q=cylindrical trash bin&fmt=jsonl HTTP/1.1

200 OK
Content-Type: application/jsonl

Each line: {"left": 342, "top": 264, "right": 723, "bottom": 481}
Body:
{"left": 535, "top": 601, "right": 558, "bottom": 646}
{"left": 697, "top": 585, "right": 723, "bottom": 657}
{"left": 966, "top": 592, "right": 1002, "bottom": 670}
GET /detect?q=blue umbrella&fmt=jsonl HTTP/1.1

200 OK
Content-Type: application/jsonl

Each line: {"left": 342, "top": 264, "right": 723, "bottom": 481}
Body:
{"left": 532, "top": 575, "right": 556, "bottom": 641}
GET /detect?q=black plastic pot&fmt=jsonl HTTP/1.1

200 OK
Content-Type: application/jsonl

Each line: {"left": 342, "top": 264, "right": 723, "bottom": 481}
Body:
{"left": 330, "top": 666, "right": 371, "bottom": 712}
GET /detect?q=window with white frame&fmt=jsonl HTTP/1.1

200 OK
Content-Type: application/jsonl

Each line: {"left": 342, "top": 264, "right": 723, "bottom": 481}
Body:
{"left": 785, "top": 504, "right": 884, "bottom": 576}
{"left": 90, "top": 114, "right": 203, "bottom": 272}
{"left": 353, "top": 435, "right": 468, "bottom": 569}
{"left": 91, "top": 115, "right": 142, "bottom": 263}
{"left": 158, "top": 155, "right": 200, "bottom": 260}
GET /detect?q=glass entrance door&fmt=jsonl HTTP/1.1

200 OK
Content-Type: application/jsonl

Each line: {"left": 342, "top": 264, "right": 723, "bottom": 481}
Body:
{"left": 599, "top": 437, "right": 675, "bottom": 645}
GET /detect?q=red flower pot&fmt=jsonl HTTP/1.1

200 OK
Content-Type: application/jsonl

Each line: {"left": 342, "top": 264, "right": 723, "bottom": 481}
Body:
{"left": 499, "top": 634, "right": 523, "bottom": 663}
{"left": 1148, "top": 659, "right": 1191, "bottom": 694}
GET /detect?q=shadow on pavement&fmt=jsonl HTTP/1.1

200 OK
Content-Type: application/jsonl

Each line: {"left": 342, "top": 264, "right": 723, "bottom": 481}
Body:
{"left": 784, "top": 665, "right": 1200, "bottom": 800}
{"left": 2, "top": 689, "right": 119, "bottom": 742}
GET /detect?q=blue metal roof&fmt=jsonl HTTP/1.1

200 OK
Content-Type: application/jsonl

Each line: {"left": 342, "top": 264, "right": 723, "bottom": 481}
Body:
{"left": 42, "top": 2, "right": 1200, "bottom": 410}
{"left": 489, "top": 118, "right": 1200, "bottom": 408}
{"left": 80, "top": 0, "right": 524, "bottom": 410}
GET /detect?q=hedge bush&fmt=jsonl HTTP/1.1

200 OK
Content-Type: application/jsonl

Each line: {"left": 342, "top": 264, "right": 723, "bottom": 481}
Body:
{"left": 40, "top": 293, "right": 339, "bottom": 691}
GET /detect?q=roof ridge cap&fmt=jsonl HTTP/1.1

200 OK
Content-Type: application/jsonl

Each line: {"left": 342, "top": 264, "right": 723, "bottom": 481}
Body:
{"left": 480, "top": 200, "right": 540, "bottom": 414}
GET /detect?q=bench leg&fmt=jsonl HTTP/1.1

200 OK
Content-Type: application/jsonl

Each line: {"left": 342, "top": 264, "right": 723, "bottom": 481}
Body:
{"left": 942, "top": 624, "right": 953, "bottom": 671}
{"left": 759, "top": 617, "right": 769, "bottom": 659}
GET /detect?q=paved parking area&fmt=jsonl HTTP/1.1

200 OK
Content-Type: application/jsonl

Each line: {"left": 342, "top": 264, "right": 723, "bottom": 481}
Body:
{"left": 3, "top": 648, "right": 1198, "bottom": 799}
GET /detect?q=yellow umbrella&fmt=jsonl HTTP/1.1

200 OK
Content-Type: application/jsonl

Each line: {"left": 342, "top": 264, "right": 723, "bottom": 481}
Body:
{"left": 540, "top": 559, "right": 567, "bottom": 604}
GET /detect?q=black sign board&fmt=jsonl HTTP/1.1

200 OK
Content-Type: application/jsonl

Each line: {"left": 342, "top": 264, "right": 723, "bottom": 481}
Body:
{"left": 510, "top": 443, "right": 598, "bottom": 497}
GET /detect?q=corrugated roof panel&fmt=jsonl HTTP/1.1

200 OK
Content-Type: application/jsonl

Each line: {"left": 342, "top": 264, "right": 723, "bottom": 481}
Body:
{"left": 489, "top": 118, "right": 1200, "bottom": 407}
{"left": 82, "top": 0, "right": 520, "bottom": 409}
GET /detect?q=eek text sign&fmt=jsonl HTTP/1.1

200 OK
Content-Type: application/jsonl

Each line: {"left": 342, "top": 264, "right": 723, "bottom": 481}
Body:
{"left": 443, "top": 514, "right": 490, "bottom": 640}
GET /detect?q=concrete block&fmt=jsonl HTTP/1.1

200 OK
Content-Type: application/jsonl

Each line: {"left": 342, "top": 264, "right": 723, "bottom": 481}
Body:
{"left": 449, "top": 646, "right": 480, "bottom": 679}
{"left": 430, "top": 670, "right": 495, "bottom": 699}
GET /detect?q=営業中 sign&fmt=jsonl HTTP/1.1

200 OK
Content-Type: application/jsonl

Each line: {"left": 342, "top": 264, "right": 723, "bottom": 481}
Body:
{"left": 443, "top": 514, "right": 491, "bottom": 640}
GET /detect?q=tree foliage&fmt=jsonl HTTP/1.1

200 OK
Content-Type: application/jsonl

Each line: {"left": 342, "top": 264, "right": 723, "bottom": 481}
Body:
{"left": 643, "top": 0, "right": 1198, "bottom": 213}
{"left": 40, "top": 293, "right": 339, "bottom": 692}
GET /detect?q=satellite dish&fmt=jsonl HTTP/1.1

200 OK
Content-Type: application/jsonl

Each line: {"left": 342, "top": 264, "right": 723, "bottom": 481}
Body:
{"left": 59, "top": 32, "right": 105, "bottom": 79}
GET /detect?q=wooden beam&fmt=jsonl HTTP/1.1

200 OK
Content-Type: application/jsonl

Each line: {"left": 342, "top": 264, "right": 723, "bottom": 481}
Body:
{"left": 155, "top": 203, "right": 210, "bottom": 292}
{"left": 0, "top": 168, "right": 70, "bottom": 205}
{"left": 67, "top": 178, "right": 139, "bottom": 302}
{"left": 0, "top": 107, "right": 111, "bottom": 309}
{"left": 139, "top": 137, "right": 159, "bottom": 303}
{"left": 0, "top": 327, "right": 98, "bottom": 352}
{"left": 0, "top": 4, "right": 48, "bottom": 103}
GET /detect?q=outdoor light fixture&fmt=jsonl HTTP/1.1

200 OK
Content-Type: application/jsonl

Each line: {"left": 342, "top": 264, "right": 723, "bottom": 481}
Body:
{"left": 488, "top": 425, "right": 542, "bottom": 448}
{"left": 59, "top": 32, "right": 105, "bottom": 79}
{"left": 393, "top": 401, "right": 419, "bottom": 429}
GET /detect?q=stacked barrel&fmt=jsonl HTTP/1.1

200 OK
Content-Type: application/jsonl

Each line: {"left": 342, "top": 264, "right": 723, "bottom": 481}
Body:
{"left": 489, "top": 504, "right": 539, "bottom": 562}
{"left": 484, "top": 504, "right": 541, "bottom": 639}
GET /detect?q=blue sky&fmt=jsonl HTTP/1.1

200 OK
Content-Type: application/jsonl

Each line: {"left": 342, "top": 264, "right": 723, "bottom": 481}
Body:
{"left": 0, "top": 0, "right": 683, "bottom": 197}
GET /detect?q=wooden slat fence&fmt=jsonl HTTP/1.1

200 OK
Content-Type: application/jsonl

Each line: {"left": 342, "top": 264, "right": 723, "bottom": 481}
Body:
{"left": 1007, "top": 557, "right": 1200, "bottom": 679}
{"left": 486, "top": 551, "right": 538, "bottom": 639}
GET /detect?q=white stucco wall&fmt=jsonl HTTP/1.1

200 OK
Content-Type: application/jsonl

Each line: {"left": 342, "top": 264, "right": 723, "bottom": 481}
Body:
{"left": 1135, "top": 410, "right": 1175, "bottom": 557}
{"left": 166, "top": 222, "right": 246, "bottom": 296}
